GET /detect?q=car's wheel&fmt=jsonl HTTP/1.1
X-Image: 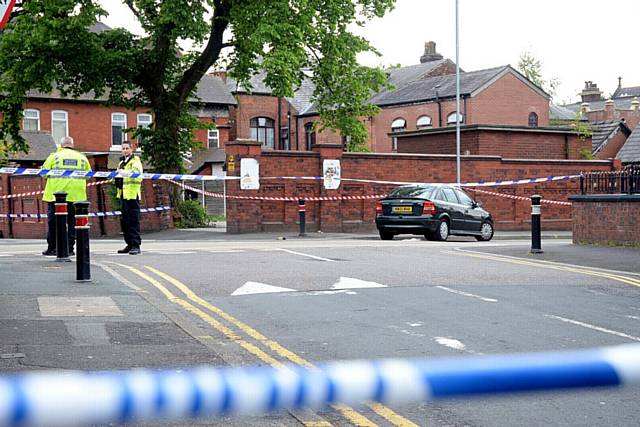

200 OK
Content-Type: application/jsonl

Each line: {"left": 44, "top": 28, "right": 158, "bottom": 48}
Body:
{"left": 434, "top": 219, "right": 449, "bottom": 241}
{"left": 379, "top": 230, "right": 394, "bottom": 240}
{"left": 475, "top": 221, "right": 494, "bottom": 241}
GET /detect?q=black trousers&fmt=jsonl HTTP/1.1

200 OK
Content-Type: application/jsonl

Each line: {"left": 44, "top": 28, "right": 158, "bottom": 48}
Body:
{"left": 120, "top": 199, "right": 141, "bottom": 247}
{"left": 46, "top": 202, "right": 76, "bottom": 252}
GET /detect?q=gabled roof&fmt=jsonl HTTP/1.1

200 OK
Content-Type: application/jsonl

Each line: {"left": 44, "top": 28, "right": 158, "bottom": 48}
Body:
{"left": 369, "top": 65, "right": 548, "bottom": 107}
{"left": 384, "top": 59, "right": 452, "bottom": 88}
{"left": 612, "top": 86, "right": 640, "bottom": 99}
{"left": 27, "top": 75, "right": 235, "bottom": 106}
{"left": 591, "top": 120, "right": 631, "bottom": 153}
{"left": 187, "top": 147, "right": 226, "bottom": 174}
{"left": 8, "top": 131, "right": 57, "bottom": 162}
{"left": 617, "top": 123, "right": 640, "bottom": 163}
{"left": 550, "top": 103, "right": 578, "bottom": 121}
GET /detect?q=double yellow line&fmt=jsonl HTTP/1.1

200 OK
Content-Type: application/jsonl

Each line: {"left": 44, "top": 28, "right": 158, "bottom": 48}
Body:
{"left": 112, "top": 263, "right": 419, "bottom": 427}
{"left": 446, "top": 249, "right": 640, "bottom": 288}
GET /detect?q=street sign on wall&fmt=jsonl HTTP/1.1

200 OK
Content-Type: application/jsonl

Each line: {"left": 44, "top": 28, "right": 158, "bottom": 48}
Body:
{"left": 0, "top": 0, "right": 16, "bottom": 29}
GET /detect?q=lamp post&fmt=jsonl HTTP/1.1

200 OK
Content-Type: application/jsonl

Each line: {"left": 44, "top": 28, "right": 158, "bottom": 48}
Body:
{"left": 455, "top": 0, "right": 461, "bottom": 185}
{"left": 287, "top": 111, "right": 291, "bottom": 151}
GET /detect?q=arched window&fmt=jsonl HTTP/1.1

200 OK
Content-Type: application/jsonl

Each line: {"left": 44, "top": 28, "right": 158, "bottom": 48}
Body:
{"left": 304, "top": 122, "right": 316, "bottom": 150}
{"left": 416, "top": 115, "right": 432, "bottom": 129}
{"left": 528, "top": 112, "right": 538, "bottom": 127}
{"left": 23, "top": 109, "right": 40, "bottom": 131}
{"left": 447, "top": 112, "right": 464, "bottom": 125}
{"left": 250, "top": 117, "right": 275, "bottom": 149}
{"left": 391, "top": 118, "right": 406, "bottom": 151}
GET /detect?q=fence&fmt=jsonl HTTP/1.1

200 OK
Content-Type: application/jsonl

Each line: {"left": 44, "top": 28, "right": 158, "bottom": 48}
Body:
{"left": 580, "top": 164, "right": 640, "bottom": 195}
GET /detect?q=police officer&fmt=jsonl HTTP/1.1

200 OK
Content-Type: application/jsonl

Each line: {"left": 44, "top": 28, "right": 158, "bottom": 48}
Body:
{"left": 116, "top": 141, "right": 143, "bottom": 255}
{"left": 42, "top": 136, "right": 91, "bottom": 256}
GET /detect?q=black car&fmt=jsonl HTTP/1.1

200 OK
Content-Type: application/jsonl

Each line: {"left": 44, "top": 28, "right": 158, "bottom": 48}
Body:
{"left": 375, "top": 184, "right": 494, "bottom": 241}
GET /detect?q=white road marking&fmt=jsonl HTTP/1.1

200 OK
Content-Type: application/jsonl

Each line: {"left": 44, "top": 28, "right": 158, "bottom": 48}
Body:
{"left": 294, "top": 290, "right": 358, "bottom": 296}
{"left": 0, "top": 254, "right": 12, "bottom": 257}
{"left": 435, "top": 286, "right": 498, "bottom": 302}
{"left": 626, "top": 315, "right": 640, "bottom": 321}
{"left": 277, "top": 248, "right": 335, "bottom": 262}
{"left": 434, "top": 337, "right": 466, "bottom": 351}
{"left": 545, "top": 315, "right": 640, "bottom": 342}
{"left": 231, "top": 281, "right": 295, "bottom": 296}
{"left": 332, "top": 276, "right": 387, "bottom": 290}
{"left": 205, "top": 250, "right": 244, "bottom": 253}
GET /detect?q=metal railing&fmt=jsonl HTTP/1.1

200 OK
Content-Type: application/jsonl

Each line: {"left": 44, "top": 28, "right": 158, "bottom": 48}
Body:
{"left": 580, "top": 165, "right": 640, "bottom": 195}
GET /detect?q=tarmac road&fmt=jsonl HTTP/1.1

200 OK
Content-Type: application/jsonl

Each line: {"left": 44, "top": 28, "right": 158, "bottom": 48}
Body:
{"left": 1, "top": 231, "right": 639, "bottom": 426}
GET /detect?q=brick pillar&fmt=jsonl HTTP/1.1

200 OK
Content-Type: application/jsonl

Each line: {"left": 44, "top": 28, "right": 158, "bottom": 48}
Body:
{"left": 225, "top": 139, "right": 262, "bottom": 233}
{"left": 312, "top": 143, "right": 344, "bottom": 232}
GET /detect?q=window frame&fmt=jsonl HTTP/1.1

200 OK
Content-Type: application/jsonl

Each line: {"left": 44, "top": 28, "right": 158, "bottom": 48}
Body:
{"left": 304, "top": 122, "right": 316, "bottom": 150}
{"left": 447, "top": 112, "right": 464, "bottom": 125}
{"left": 442, "top": 187, "right": 460, "bottom": 203}
{"left": 51, "top": 110, "right": 69, "bottom": 146}
{"left": 23, "top": 109, "right": 41, "bottom": 131}
{"left": 416, "top": 115, "right": 432, "bottom": 129}
{"left": 208, "top": 129, "right": 220, "bottom": 148}
{"left": 390, "top": 118, "right": 406, "bottom": 151}
{"left": 250, "top": 116, "right": 275, "bottom": 149}
{"left": 136, "top": 113, "right": 152, "bottom": 145}
{"left": 111, "top": 112, "right": 128, "bottom": 149}
{"left": 528, "top": 112, "right": 539, "bottom": 127}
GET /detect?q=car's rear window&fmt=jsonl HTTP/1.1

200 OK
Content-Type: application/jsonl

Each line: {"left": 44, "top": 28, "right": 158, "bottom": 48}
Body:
{"left": 388, "top": 186, "right": 435, "bottom": 198}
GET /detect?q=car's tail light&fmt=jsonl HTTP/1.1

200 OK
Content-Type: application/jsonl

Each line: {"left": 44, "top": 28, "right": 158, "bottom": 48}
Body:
{"left": 422, "top": 200, "right": 436, "bottom": 214}
{"left": 375, "top": 201, "right": 383, "bottom": 215}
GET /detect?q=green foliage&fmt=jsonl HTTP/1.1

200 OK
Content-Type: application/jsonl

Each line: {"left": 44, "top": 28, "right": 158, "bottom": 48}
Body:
{"left": 572, "top": 111, "right": 593, "bottom": 141}
{"left": 175, "top": 199, "right": 208, "bottom": 228}
{"left": 106, "top": 183, "right": 121, "bottom": 211}
{"left": 579, "top": 149, "right": 596, "bottom": 160}
{"left": 517, "top": 50, "right": 560, "bottom": 98}
{"left": 0, "top": 0, "right": 396, "bottom": 164}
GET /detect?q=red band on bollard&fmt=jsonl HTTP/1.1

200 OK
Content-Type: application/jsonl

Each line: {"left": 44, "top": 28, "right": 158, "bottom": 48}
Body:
{"left": 55, "top": 204, "right": 68, "bottom": 215}
{"left": 298, "top": 206, "right": 306, "bottom": 212}
{"left": 75, "top": 216, "right": 90, "bottom": 228}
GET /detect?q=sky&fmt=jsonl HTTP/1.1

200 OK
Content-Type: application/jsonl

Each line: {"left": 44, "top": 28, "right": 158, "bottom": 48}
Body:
{"left": 98, "top": 0, "right": 640, "bottom": 105}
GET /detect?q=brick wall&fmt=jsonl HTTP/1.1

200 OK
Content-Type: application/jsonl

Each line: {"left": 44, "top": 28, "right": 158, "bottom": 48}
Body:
{"left": 232, "top": 94, "right": 298, "bottom": 150}
{"left": 570, "top": 195, "right": 640, "bottom": 245}
{"left": 224, "top": 140, "right": 613, "bottom": 233}
{"left": 595, "top": 129, "right": 630, "bottom": 160}
{"left": 397, "top": 127, "right": 590, "bottom": 160}
{"left": 0, "top": 176, "right": 172, "bottom": 239}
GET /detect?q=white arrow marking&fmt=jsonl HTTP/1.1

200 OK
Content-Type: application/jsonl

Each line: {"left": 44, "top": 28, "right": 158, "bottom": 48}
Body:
{"left": 232, "top": 281, "right": 296, "bottom": 296}
{"left": 331, "top": 277, "right": 387, "bottom": 290}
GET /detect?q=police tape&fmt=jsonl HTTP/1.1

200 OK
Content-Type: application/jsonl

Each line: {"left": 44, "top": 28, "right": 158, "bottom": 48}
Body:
{"left": 171, "top": 180, "right": 387, "bottom": 202}
{"left": 0, "top": 206, "right": 171, "bottom": 219}
{"left": 0, "top": 167, "right": 237, "bottom": 181}
{"left": 0, "top": 344, "right": 637, "bottom": 427}
{"left": 1, "top": 166, "right": 582, "bottom": 188}
{"left": 0, "top": 180, "right": 110, "bottom": 200}
{"left": 467, "top": 188, "right": 573, "bottom": 206}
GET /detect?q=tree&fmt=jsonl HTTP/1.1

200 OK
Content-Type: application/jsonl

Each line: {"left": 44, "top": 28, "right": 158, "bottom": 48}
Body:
{"left": 517, "top": 50, "right": 560, "bottom": 98}
{"left": 0, "top": 0, "right": 395, "bottom": 170}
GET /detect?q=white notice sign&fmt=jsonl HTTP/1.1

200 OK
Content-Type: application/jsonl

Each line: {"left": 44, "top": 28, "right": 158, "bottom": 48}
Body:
{"left": 323, "top": 159, "right": 341, "bottom": 190}
{"left": 240, "top": 158, "right": 260, "bottom": 190}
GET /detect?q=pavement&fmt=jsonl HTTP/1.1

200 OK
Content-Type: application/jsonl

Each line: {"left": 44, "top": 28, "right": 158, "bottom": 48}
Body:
{"left": 1, "top": 228, "right": 638, "bottom": 426}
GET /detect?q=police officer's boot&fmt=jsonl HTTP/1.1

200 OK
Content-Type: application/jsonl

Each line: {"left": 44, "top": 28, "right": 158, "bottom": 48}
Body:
{"left": 117, "top": 245, "right": 131, "bottom": 254}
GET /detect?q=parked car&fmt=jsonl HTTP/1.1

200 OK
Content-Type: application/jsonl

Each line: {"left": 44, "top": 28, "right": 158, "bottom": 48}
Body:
{"left": 375, "top": 184, "right": 494, "bottom": 241}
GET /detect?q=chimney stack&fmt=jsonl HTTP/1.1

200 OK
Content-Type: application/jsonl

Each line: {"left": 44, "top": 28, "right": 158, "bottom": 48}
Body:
{"left": 580, "top": 81, "right": 602, "bottom": 103}
{"left": 420, "top": 41, "right": 443, "bottom": 63}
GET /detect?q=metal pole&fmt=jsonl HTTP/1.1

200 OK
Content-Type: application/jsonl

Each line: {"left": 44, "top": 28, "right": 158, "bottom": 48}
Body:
{"left": 298, "top": 199, "right": 307, "bottom": 237}
{"left": 74, "top": 201, "right": 91, "bottom": 282}
{"left": 455, "top": 0, "right": 461, "bottom": 185}
{"left": 530, "top": 194, "right": 543, "bottom": 254}
{"left": 54, "top": 192, "right": 71, "bottom": 262}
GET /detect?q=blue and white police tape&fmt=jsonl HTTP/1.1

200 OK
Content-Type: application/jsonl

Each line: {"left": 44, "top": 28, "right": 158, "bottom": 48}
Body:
{"left": 0, "top": 206, "right": 171, "bottom": 219}
{"left": 0, "top": 167, "right": 238, "bottom": 181}
{"left": 0, "top": 344, "right": 638, "bottom": 427}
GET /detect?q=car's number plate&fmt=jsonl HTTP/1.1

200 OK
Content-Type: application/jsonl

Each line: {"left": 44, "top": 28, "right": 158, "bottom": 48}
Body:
{"left": 392, "top": 206, "right": 413, "bottom": 213}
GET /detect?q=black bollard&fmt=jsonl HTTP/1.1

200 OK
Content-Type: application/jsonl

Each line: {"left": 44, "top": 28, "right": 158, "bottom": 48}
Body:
{"left": 74, "top": 201, "right": 91, "bottom": 282}
{"left": 530, "top": 194, "right": 543, "bottom": 254}
{"left": 298, "top": 199, "right": 307, "bottom": 237}
{"left": 54, "top": 192, "right": 71, "bottom": 262}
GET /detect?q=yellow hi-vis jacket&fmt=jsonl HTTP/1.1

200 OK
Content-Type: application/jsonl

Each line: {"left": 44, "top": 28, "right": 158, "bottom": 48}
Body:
{"left": 116, "top": 155, "right": 143, "bottom": 200}
{"left": 42, "top": 147, "right": 91, "bottom": 202}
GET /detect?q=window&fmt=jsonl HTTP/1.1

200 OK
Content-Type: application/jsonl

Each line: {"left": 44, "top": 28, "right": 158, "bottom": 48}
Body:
{"left": 304, "top": 122, "right": 316, "bottom": 150}
{"left": 391, "top": 118, "right": 406, "bottom": 151}
{"left": 208, "top": 129, "right": 220, "bottom": 148}
{"left": 112, "top": 113, "right": 127, "bottom": 147}
{"left": 250, "top": 117, "right": 275, "bottom": 149}
{"left": 528, "top": 112, "right": 538, "bottom": 127}
{"left": 137, "top": 113, "right": 152, "bottom": 145}
{"left": 442, "top": 187, "right": 459, "bottom": 203}
{"left": 447, "top": 112, "right": 464, "bottom": 125}
{"left": 51, "top": 110, "right": 68, "bottom": 146}
{"left": 454, "top": 189, "right": 474, "bottom": 206}
{"left": 416, "top": 115, "right": 432, "bottom": 129}
{"left": 23, "top": 109, "right": 40, "bottom": 131}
